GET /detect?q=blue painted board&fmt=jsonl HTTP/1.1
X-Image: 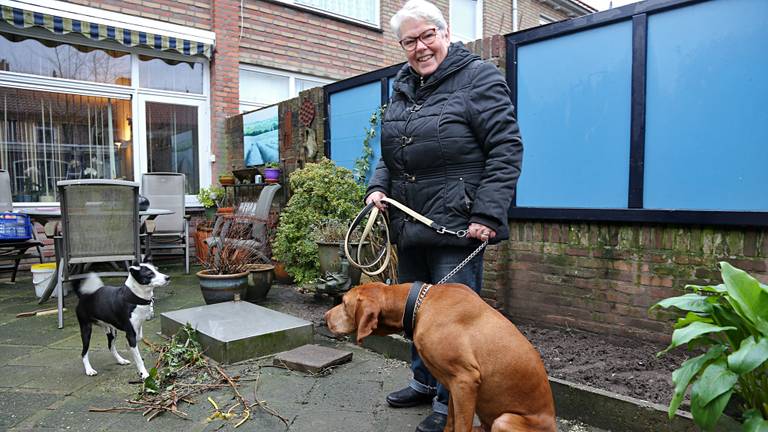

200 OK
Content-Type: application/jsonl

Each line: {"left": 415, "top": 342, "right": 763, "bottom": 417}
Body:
{"left": 329, "top": 82, "right": 382, "bottom": 182}
{"left": 516, "top": 21, "right": 633, "bottom": 208}
{"left": 644, "top": 0, "right": 768, "bottom": 211}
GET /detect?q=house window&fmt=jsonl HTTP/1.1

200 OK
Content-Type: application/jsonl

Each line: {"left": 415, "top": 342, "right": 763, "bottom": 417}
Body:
{"left": 239, "top": 65, "right": 332, "bottom": 113}
{"left": 276, "top": 0, "right": 379, "bottom": 27}
{"left": 0, "top": 34, "right": 211, "bottom": 203}
{"left": 0, "top": 87, "right": 133, "bottom": 202}
{"left": 0, "top": 33, "right": 131, "bottom": 85}
{"left": 450, "top": 0, "right": 483, "bottom": 43}
{"left": 139, "top": 56, "right": 204, "bottom": 94}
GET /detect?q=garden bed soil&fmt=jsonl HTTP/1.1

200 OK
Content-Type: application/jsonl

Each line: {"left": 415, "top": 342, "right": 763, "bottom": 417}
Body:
{"left": 271, "top": 284, "right": 687, "bottom": 408}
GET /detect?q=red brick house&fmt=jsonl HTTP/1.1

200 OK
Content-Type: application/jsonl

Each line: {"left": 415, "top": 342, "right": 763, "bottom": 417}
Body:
{"left": 0, "top": 0, "right": 593, "bottom": 205}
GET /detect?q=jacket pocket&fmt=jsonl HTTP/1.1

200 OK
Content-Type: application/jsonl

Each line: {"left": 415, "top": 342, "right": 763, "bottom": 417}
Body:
{"left": 445, "top": 178, "right": 476, "bottom": 219}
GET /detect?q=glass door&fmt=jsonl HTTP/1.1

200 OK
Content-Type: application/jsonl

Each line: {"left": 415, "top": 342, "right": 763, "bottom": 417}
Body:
{"left": 136, "top": 95, "right": 210, "bottom": 197}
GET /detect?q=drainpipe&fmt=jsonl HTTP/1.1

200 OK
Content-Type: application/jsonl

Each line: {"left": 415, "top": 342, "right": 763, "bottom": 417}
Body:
{"left": 512, "top": 0, "right": 519, "bottom": 32}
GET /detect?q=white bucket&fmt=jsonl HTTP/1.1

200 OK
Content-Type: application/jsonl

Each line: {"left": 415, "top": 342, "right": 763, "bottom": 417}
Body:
{"left": 31, "top": 263, "right": 65, "bottom": 298}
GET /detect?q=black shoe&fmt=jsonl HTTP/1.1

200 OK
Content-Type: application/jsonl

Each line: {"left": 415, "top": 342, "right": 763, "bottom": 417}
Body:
{"left": 415, "top": 412, "right": 447, "bottom": 432}
{"left": 386, "top": 386, "right": 434, "bottom": 408}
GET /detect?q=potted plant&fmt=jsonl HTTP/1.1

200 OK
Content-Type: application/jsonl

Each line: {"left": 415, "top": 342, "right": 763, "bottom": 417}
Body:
{"left": 196, "top": 216, "right": 271, "bottom": 304}
{"left": 263, "top": 162, "right": 281, "bottom": 184}
{"left": 651, "top": 262, "right": 768, "bottom": 430}
{"left": 197, "top": 186, "right": 225, "bottom": 220}
{"left": 272, "top": 158, "right": 364, "bottom": 285}
{"left": 311, "top": 219, "right": 365, "bottom": 285}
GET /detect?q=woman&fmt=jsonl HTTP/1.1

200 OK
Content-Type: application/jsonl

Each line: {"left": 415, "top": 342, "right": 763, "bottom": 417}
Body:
{"left": 365, "top": 1, "right": 523, "bottom": 431}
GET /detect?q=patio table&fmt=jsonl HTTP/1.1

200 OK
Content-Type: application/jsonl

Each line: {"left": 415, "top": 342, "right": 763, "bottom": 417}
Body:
{"left": 18, "top": 207, "right": 172, "bottom": 328}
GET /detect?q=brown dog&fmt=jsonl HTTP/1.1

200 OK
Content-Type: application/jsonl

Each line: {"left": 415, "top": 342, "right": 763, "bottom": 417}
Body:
{"left": 325, "top": 282, "right": 555, "bottom": 432}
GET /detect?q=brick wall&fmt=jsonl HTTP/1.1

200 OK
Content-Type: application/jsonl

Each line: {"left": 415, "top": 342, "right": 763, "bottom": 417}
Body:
{"left": 485, "top": 0, "right": 514, "bottom": 36}
{"left": 485, "top": 222, "right": 768, "bottom": 342}
{"left": 517, "top": 0, "right": 571, "bottom": 29}
{"left": 239, "top": 1, "right": 390, "bottom": 80}
{"left": 72, "top": 0, "right": 212, "bottom": 29}
{"left": 210, "top": 0, "right": 242, "bottom": 178}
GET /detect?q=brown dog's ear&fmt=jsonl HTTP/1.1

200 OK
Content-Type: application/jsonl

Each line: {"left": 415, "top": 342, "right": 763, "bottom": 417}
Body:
{"left": 354, "top": 298, "right": 380, "bottom": 345}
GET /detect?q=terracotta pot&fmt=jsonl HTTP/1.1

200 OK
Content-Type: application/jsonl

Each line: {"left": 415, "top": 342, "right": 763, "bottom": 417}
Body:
{"left": 196, "top": 269, "right": 249, "bottom": 304}
{"left": 244, "top": 263, "right": 274, "bottom": 302}
{"left": 216, "top": 207, "right": 234, "bottom": 215}
{"left": 194, "top": 227, "right": 213, "bottom": 263}
{"left": 219, "top": 175, "right": 236, "bottom": 186}
{"left": 272, "top": 261, "right": 294, "bottom": 284}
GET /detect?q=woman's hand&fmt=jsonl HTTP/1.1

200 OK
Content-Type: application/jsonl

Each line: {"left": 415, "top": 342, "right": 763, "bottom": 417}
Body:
{"left": 467, "top": 223, "right": 496, "bottom": 241}
{"left": 366, "top": 191, "right": 388, "bottom": 211}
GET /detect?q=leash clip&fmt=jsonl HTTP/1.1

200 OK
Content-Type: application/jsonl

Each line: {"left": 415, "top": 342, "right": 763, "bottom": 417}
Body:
{"left": 436, "top": 227, "right": 467, "bottom": 238}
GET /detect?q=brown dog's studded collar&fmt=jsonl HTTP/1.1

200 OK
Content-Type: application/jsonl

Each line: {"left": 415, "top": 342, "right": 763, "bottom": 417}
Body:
{"left": 403, "top": 282, "right": 433, "bottom": 340}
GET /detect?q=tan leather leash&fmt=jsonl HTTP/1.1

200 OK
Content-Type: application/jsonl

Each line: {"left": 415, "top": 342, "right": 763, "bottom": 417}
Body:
{"left": 344, "top": 197, "right": 487, "bottom": 279}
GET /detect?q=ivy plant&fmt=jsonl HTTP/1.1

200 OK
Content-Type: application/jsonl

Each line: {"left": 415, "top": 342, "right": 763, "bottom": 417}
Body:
{"left": 273, "top": 159, "right": 364, "bottom": 284}
{"left": 651, "top": 262, "right": 768, "bottom": 431}
{"left": 353, "top": 105, "right": 385, "bottom": 185}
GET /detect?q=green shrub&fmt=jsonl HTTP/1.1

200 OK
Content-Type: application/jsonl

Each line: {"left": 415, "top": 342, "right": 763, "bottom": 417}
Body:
{"left": 651, "top": 262, "right": 768, "bottom": 431}
{"left": 273, "top": 159, "right": 364, "bottom": 284}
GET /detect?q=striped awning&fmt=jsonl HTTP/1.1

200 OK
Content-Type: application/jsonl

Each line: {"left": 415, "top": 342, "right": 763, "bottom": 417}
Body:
{"left": 0, "top": 5, "right": 213, "bottom": 58}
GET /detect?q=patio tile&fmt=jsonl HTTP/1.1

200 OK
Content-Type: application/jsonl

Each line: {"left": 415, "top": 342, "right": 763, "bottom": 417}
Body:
{"left": 0, "top": 389, "right": 61, "bottom": 430}
{"left": 0, "top": 344, "right": 39, "bottom": 365}
{"left": 0, "top": 364, "right": 43, "bottom": 387}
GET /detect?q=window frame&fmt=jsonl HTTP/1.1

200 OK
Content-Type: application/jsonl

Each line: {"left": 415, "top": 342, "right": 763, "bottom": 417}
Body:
{"left": 239, "top": 64, "right": 332, "bottom": 113}
{"left": 0, "top": 24, "right": 212, "bottom": 207}
{"left": 273, "top": 0, "right": 381, "bottom": 29}
{"left": 450, "top": 0, "right": 483, "bottom": 43}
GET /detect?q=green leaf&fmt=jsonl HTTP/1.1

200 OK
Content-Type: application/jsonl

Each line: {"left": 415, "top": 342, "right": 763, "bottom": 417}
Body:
{"left": 742, "top": 409, "right": 768, "bottom": 432}
{"left": 674, "top": 312, "right": 713, "bottom": 329}
{"left": 721, "top": 262, "right": 768, "bottom": 327}
{"left": 652, "top": 293, "right": 714, "bottom": 313}
{"left": 663, "top": 321, "right": 737, "bottom": 353}
{"left": 687, "top": 283, "right": 727, "bottom": 294}
{"left": 667, "top": 345, "right": 727, "bottom": 417}
{"left": 691, "top": 389, "right": 732, "bottom": 431}
{"left": 691, "top": 359, "right": 738, "bottom": 407}
{"left": 728, "top": 336, "right": 768, "bottom": 374}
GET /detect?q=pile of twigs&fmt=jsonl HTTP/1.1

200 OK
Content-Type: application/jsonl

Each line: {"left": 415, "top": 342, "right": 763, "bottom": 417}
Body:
{"left": 89, "top": 325, "right": 289, "bottom": 428}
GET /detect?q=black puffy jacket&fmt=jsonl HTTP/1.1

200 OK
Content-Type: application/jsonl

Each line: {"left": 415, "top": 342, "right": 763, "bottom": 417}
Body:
{"left": 367, "top": 43, "right": 523, "bottom": 249}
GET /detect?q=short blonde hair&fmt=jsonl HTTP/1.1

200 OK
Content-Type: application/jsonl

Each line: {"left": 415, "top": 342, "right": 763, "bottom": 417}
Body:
{"left": 390, "top": 0, "right": 447, "bottom": 39}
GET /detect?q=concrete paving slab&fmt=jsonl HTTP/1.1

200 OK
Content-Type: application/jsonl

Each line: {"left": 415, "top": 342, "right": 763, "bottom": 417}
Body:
{"left": 0, "top": 364, "right": 44, "bottom": 387}
{"left": 161, "top": 301, "right": 313, "bottom": 364}
{"left": 0, "top": 344, "right": 38, "bottom": 365}
{"left": 273, "top": 344, "right": 352, "bottom": 373}
{"left": 0, "top": 389, "right": 61, "bottom": 430}
{"left": 291, "top": 407, "right": 378, "bottom": 432}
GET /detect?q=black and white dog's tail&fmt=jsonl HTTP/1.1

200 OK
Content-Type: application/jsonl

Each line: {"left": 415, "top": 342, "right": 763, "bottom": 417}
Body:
{"left": 70, "top": 273, "right": 104, "bottom": 298}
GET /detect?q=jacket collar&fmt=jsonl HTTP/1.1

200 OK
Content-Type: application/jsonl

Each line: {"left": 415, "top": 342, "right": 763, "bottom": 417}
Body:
{"left": 393, "top": 42, "right": 479, "bottom": 100}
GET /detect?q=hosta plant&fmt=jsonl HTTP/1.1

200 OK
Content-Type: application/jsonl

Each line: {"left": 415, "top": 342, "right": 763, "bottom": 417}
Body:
{"left": 652, "top": 262, "right": 768, "bottom": 431}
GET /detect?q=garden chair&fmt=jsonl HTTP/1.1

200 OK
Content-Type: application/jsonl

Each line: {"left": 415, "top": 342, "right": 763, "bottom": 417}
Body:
{"left": 0, "top": 169, "right": 43, "bottom": 282}
{"left": 206, "top": 184, "right": 280, "bottom": 258}
{"left": 141, "top": 172, "right": 189, "bottom": 273}
{"left": 54, "top": 179, "right": 142, "bottom": 326}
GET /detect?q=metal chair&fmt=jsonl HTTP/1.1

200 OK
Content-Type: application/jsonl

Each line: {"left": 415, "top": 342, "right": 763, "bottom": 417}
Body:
{"left": 141, "top": 173, "right": 189, "bottom": 273}
{"left": 207, "top": 184, "right": 281, "bottom": 255}
{"left": 55, "top": 180, "right": 142, "bottom": 325}
{"left": 0, "top": 169, "right": 43, "bottom": 282}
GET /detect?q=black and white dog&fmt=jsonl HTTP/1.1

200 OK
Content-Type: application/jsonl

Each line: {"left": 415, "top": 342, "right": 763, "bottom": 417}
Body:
{"left": 72, "top": 263, "right": 170, "bottom": 378}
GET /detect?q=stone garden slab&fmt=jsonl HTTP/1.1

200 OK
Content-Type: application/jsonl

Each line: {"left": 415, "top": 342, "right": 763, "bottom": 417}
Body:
{"left": 160, "top": 300, "right": 313, "bottom": 364}
{"left": 273, "top": 344, "right": 352, "bottom": 373}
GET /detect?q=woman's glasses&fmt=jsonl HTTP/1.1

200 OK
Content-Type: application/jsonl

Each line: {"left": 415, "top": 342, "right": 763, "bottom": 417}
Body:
{"left": 399, "top": 28, "right": 438, "bottom": 51}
